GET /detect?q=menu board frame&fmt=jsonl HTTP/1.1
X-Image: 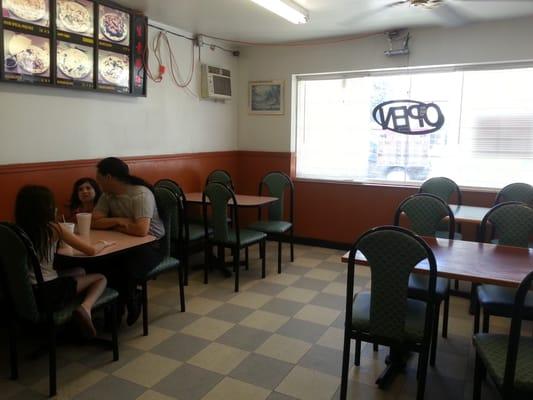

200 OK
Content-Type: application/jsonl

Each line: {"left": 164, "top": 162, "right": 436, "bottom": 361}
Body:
{"left": 0, "top": 0, "right": 147, "bottom": 96}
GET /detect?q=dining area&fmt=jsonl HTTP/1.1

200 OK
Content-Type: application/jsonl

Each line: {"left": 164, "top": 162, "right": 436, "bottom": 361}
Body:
{"left": 0, "top": 161, "right": 532, "bottom": 400}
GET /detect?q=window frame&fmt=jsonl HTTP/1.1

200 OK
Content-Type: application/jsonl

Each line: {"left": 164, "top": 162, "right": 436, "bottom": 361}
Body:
{"left": 293, "top": 59, "right": 533, "bottom": 191}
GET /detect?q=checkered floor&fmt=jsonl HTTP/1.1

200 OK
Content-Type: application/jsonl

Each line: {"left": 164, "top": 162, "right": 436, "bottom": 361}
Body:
{"left": 0, "top": 243, "right": 521, "bottom": 399}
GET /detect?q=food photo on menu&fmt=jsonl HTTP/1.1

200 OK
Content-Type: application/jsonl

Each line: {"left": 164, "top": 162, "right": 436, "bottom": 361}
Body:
{"left": 98, "top": 49, "right": 129, "bottom": 89}
{"left": 3, "top": 30, "right": 50, "bottom": 77}
{"left": 2, "top": 0, "right": 50, "bottom": 27}
{"left": 57, "top": 41, "right": 93, "bottom": 82}
{"left": 56, "top": 0, "right": 93, "bottom": 37}
{"left": 98, "top": 4, "right": 129, "bottom": 46}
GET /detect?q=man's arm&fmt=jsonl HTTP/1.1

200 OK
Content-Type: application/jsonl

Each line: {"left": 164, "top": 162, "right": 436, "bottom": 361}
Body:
{"left": 91, "top": 210, "right": 130, "bottom": 230}
{"left": 115, "top": 217, "right": 151, "bottom": 237}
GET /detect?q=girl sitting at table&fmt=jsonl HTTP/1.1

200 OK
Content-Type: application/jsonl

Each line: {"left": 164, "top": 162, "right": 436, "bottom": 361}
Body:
{"left": 92, "top": 157, "right": 165, "bottom": 325}
{"left": 67, "top": 177, "right": 101, "bottom": 220}
{"left": 15, "top": 185, "right": 113, "bottom": 337}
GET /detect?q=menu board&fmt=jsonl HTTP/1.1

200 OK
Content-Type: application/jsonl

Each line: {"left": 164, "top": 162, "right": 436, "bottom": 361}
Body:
{"left": 0, "top": 0, "right": 147, "bottom": 96}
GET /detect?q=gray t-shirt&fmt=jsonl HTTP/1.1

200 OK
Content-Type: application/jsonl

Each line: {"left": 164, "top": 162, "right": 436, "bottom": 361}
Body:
{"left": 94, "top": 185, "right": 165, "bottom": 239}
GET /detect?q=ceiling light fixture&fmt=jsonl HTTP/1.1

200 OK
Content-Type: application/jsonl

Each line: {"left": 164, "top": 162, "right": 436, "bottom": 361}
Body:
{"left": 250, "top": 0, "right": 309, "bottom": 24}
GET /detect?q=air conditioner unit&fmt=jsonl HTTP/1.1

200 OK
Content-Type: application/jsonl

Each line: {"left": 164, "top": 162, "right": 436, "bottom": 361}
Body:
{"left": 201, "top": 64, "right": 232, "bottom": 100}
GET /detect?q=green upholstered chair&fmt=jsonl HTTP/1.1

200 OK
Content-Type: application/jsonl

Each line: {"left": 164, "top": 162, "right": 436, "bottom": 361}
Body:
{"left": 494, "top": 182, "right": 533, "bottom": 206}
{"left": 473, "top": 270, "right": 533, "bottom": 400}
{"left": 419, "top": 176, "right": 463, "bottom": 240}
{"left": 0, "top": 222, "right": 119, "bottom": 397}
{"left": 340, "top": 226, "right": 437, "bottom": 400}
{"left": 206, "top": 169, "right": 235, "bottom": 191}
{"left": 202, "top": 182, "right": 267, "bottom": 292}
{"left": 394, "top": 193, "right": 452, "bottom": 365}
{"left": 248, "top": 171, "right": 294, "bottom": 273}
{"left": 155, "top": 179, "right": 208, "bottom": 286}
{"left": 474, "top": 202, "right": 533, "bottom": 334}
{"left": 133, "top": 187, "right": 185, "bottom": 336}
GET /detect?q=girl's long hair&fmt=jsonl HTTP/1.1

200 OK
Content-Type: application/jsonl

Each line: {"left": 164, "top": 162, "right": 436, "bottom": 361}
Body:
{"left": 15, "top": 185, "right": 59, "bottom": 263}
{"left": 97, "top": 157, "right": 153, "bottom": 192}
{"left": 69, "top": 177, "right": 102, "bottom": 212}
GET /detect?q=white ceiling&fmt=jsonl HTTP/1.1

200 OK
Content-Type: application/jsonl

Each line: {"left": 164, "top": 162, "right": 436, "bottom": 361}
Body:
{"left": 119, "top": 0, "right": 533, "bottom": 42}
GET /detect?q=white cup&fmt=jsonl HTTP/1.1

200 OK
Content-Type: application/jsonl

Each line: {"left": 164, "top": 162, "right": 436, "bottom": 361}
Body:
{"left": 76, "top": 213, "right": 92, "bottom": 239}
{"left": 59, "top": 222, "right": 75, "bottom": 250}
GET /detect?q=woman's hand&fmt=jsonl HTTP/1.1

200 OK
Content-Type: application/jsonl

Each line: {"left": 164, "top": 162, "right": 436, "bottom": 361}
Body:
{"left": 94, "top": 240, "right": 116, "bottom": 253}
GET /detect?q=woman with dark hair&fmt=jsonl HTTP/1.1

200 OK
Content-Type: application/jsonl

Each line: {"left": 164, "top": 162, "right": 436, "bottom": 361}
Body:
{"left": 92, "top": 157, "right": 165, "bottom": 325}
{"left": 15, "top": 185, "right": 113, "bottom": 337}
{"left": 68, "top": 177, "right": 101, "bottom": 218}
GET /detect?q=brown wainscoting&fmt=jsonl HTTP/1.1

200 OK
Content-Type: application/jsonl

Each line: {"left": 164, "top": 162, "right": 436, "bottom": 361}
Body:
{"left": 0, "top": 150, "right": 498, "bottom": 244}
{"left": 0, "top": 151, "right": 239, "bottom": 221}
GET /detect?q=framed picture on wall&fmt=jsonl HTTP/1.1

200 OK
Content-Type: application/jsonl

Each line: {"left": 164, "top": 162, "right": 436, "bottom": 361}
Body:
{"left": 249, "top": 80, "right": 284, "bottom": 115}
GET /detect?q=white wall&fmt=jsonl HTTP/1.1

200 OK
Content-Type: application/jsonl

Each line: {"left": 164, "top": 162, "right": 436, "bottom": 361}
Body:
{"left": 237, "top": 16, "right": 533, "bottom": 152}
{"left": 0, "top": 24, "right": 239, "bottom": 165}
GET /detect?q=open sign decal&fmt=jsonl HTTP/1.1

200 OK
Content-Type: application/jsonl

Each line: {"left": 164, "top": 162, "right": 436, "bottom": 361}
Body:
{"left": 372, "top": 100, "right": 445, "bottom": 135}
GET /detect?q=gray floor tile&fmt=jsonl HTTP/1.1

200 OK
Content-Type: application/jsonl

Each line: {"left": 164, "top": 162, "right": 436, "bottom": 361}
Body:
{"left": 216, "top": 325, "right": 271, "bottom": 352}
{"left": 283, "top": 265, "right": 311, "bottom": 276}
{"left": 207, "top": 303, "right": 254, "bottom": 323}
{"left": 152, "top": 364, "right": 223, "bottom": 400}
{"left": 151, "top": 311, "right": 200, "bottom": 331}
{"left": 248, "top": 282, "right": 287, "bottom": 296}
{"left": 200, "top": 286, "right": 237, "bottom": 302}
{"left": 260, "top": 298, "right": 305, "bottom": 317}
{"left": 267, "top": 392, "right": 299, "bottom": 400}
{"left": 277, "top": 319, "right": 328, "bottom": 343}
{"left": 310, "top": 293, "right": 345, "bottom": 310}
{"left": 75, "top": 376, "right": 145, "bottom": 400}
{"left": 299, "top": 345, "right": 344, "bottom": 377}
{"left": 78, "top": 344, "right": 144, "bottom": 373}
{"left": 316, "top": 261, "right": 346, "bottom": 272}
{"left": 292, "top": 277, "right": 329, "bottom": 291}
{"left": 230, "top": 353, "right": 294, "bottom": 390}
{"left": 151, "top": 332, "right": 211, "bottom": 361}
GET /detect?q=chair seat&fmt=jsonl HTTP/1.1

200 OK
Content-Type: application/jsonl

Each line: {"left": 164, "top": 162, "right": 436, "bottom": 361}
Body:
{"left": 248, "top": 220, "right": 292, "bottom": 234}
{"left": 188, "top": 223, "right": 208, "bottom": 241}
{"left": 94, "top": 287, "right": 119, "bottom": 308}
{"left": 474, "top": 333, "right": 533, "bottom": 392}
{"left": 226, "top": 229, "right": 267, "bottom": 247}
{"left": 136, "top": 256, "right": 180, "bottom": 281}
{"left": 436, "top": 230, "right": 462, "bottom": 240}
{"left": 477, "top": 284, "right": 533, "bottom": 317}
{"left": 408, "top": 275, "right": 450, "bottom": 301}
{"left": 351, "top": 292, "right": 427, "bottom": 342}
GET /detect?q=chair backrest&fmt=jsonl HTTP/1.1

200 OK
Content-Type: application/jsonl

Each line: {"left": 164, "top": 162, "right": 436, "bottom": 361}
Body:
{"left": 501, "top": 270, "right": 533, "bottom": 397}
{"left": 495, "top": 182, "right": 533, "bottom": 206}
{"left": 419, "top": 177, "right": 462, "bottom": 205}
{"left": 154, "top": 187, "right": 182, "bottom": 257}
{"left": 155, "top": 179, "right": 187, "bottom": 241}
{"left": 347, "top": 226, "right": 437, "bottom": 342}
{"left": 206, "top": 170, "right": 235, "bottom": 191}
{"left": 0, "top": 222, "right": 42, "bottom": 323}
{"left": 394, "top": 193, "right": 455, "bottom": 239}
{"left": 203, "top": 182, "right": 240, "bottom": 244}
{"left": 479, "top": 202, "right": 533, "bottom": 248}
{"left": 258, "top": 171, "right": 294, "bottom": 222}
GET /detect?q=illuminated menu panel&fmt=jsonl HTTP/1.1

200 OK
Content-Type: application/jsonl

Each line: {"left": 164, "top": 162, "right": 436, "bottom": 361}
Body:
{"left": 0, "top": 0, "right": 146, "bottom": 96}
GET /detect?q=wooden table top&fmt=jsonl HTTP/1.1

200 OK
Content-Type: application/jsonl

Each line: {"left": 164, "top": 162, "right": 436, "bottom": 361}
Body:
{"left": 341, "top": 237, "right": 533, "bottom": 287}
{"left": 57, "top": 230, "right": 156, "bottom": 258}
{"left": 449, "top": 204, "right": 490, "bottom": 224}
{"left": 184, "top": 192, "right": 278, "bottom": 207}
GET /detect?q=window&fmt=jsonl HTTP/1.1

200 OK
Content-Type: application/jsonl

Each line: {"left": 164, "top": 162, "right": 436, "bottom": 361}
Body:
{"left": 295, "top": 64, "right": 533, "bottom": 188}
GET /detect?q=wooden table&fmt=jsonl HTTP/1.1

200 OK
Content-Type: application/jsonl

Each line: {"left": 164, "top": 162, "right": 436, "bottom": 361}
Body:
{"left": 57, "top": 230, "right": 157, "bottom": 258}
{"left": 184, "top": 192, "right": 278, "bottom": 207}
{"left": 342, "top": 237, "right": 532, "bottom": 287}
{"left": 449, "top": 204, "right": 490, "bottom": 224}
